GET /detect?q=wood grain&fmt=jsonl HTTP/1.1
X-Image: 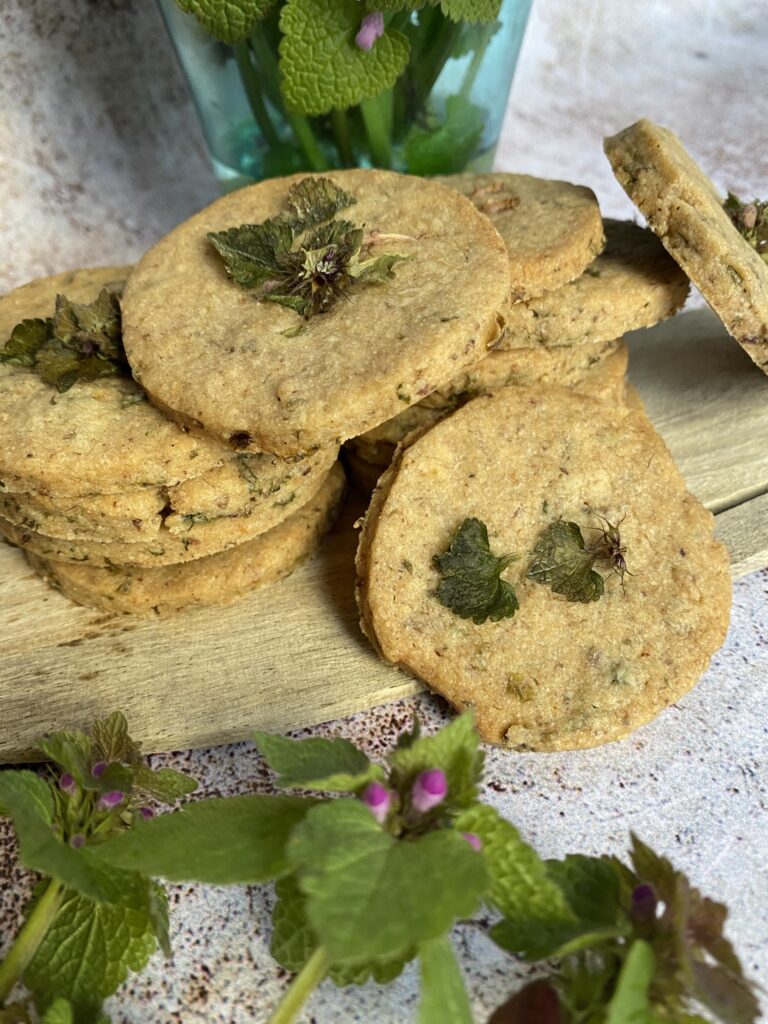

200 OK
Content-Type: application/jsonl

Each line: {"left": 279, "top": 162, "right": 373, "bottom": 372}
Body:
{"left": 1, "top": 307, "right": 765, "bottom": 762}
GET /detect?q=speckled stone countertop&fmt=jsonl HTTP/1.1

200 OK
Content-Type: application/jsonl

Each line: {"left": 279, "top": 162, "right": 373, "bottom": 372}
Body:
{"left": 1, "top": 1, "right": 767, "bottom": 1020}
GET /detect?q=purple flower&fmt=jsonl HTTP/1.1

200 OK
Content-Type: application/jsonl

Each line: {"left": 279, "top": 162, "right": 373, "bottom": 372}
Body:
{"left": 362, "top": 782, "right": 391, "bottom": 824}
{"left": 91, "top": 761, "right": 108, "bottom": 778}
{"left": 631, "top": 883, "right": 657, "bottom": 923}
{"left": 59, "top": 772, "right": 76, "bottom": 794}
{"left": 98, "top": 790, "right": 125, "bottom": 811}
{"left": 69, "top": 833, "right": 85, "bottom": 849}
{"left": 355, "top": 11, "right": 385, "bottom": 51}
{"left": 462, "top": 832, "right": 483, "bottom": 851}
{"left": 139, "top": 806, "right": 155, "bottom": 820}
{"left": 411, "top": 769, "right": 448, "bottom": 813}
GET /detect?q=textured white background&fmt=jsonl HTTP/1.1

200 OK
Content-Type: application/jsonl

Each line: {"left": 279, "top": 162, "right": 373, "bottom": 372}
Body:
{"left": 0, "top": 1, "right": 767, "bottom": 1021}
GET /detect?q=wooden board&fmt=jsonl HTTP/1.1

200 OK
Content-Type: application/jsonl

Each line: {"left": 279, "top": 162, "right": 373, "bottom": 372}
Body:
{"left": 1, "top": 307, "right": 766, "bottom": 762}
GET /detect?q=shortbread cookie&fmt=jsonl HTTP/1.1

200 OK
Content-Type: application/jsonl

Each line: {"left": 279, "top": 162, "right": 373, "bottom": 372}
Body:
{"left": 122, "top": 170, "right": 511, "bottom": 456}
{"left": 27, "top": 464, "right": 345, "bottom": 615}
{"left": 356, "top": 387, "right": 730, "bottom": 750}
{"left": 437, "top": 172, "right": 605, "bottom": 300}
{"left": 0, "top": 447, "right": 336, "bottom": 543}
{"left": 0, "top": 268, "right": 233, "bottom": 496}
{"left": 605, "top": 119, "right": 768, "bottom": 373}
{"left": 350, "top": 341, "right": 628, "bottom": 467}
{"left": 0, "top": 454, "right": 335, "bottom": 568}
{"left": 501, "top": 220, "right": 689, "bottom": 348}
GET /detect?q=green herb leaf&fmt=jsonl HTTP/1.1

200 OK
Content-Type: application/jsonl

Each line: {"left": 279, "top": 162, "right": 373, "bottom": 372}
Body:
{"left": 287, "top": 799, "right": 488, "bottom": 963}
{"left": 40, "top": 1000, "right": 74, "bottom": 1024}
{"left": 0, "top": 771, "right": 146, "bottom": 907}
{"left": 723, "top": 192, "right": 768, "bottom": 263}
{"left": 90, "top": 711, "right": 139, "bottom": 764}
{"left": 271, "top": 874, "right": 409, "bottom": 985}
{"left": 209, "top": 176, "right": 408, "bottom": 318}
{"left": 279, "top": 0, "right": 410, "bottom": 116}
{"left": 131, "top": 764, "right": 198, "bottom": 805}
{"left": 456, "top": 804, "right": 582, "bottom": 960}
{"left": 253, "top": 731, "right": 385, "bottom": 791}
{"left": 92, "top": 794, "right": 315, "bottom": 883}
{"left": 439, "top": 0, "right": 501, "bottom": 22}
{"left": 175, "top": 0, "right": 274, "bottom": 42}
{"left": 0, "top": 318, "right": 52, "bottom": 367}
{"left": 388, "top": 712, "right": 483, "bottom": 809}
{"left": 526, "top": 520, "right": 605, "bottom": 603}
{"left": 284, "top": 176, "right": 356, "bottom": 230}
{"left": 605, "top": 940, "right": 655, "bottom": 1024}
{"left": 418, "top": 936, "right": 473, "bottom": 1024}
{"left": 404, "top": 96, "right": 485, "bottom": 176}
{"left": 0, "top": 289, "right": 127, "bottom": 393}
{"left": 545, "top": 854, "right": 622, "bottom": 929}
{"left": 37, "top": 729, "right": 94, "bottom": 788}
{"left": 24, "top": 889, "right": 159, "bottom": 1024}
{"left": 434, "top": 517, "right": 519, "bottom": 625}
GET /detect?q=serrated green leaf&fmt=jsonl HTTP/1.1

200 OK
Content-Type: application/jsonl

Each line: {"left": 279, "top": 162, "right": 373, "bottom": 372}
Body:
{"left": 723, "top": 192, "right": 768, "bottom": 265}
{"left": 175, "top": 0, "right": 274, "bottom": 42}
{"left": 288, "top": 799, "right": 487, "bottom": 964}
{"left": 433, "top": 517, "right": 518, "bottom": 625}
{"left": 89, "top": 712, "right": 137, "bottom": 764}
{"left": 0, "top": 317, "right": 52, "bottom": 367}
{"left": 526, "top": 520, "right": 605, "bottom": 603}
{"left": 131, "top": 764, "right": 198, "bottom": 804}
{"left": 404, "top": 96, "right": 485, "bottom": 177}
{"left": 92, "top": 794, "right": 315, "bottom": 883}
{"left": 457, "top": 804, "right": 593, "bottom": 960}
{"left": 253, "top": 731, "right": 383, "bottom": 791}
{"left": 0, "top": 771, "right": 145, "bottom": 906}
{"left": 40, "top": 1001, "right": 73, "bottom": 1024}
{"left": 285, "top": 176, "right": 356, "bottom": 230}
{"left": 36, "top": 730, "right": 94, "bottom": 788}
{"left": 605, "top": 940, "right": 655, "bottom": 1024}
{"left": 418, "top": 936, "right": 473, "bottom": 1024}
{"left": 279, "top": 0, "right": 410, "bottom": 116}
{"left": 440, "top": 0, "right": 501, "bottom": 22}
{"left": 24, "top": 890, "right": 158, "bottom": 1024}
{"left": 545, "top": 854, "right": 622, "bottom": 927}
{"left": 388, "top": 712, "right": 483, "bottom": 808}
{"left": 208, "top": 217, "right": 295, "bottom": 290}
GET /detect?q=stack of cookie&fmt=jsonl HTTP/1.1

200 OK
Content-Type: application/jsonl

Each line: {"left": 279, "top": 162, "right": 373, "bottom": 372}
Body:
{"left": 344, "top": 173, "right": 690, "bottom": 488}
{"left": 1, "top": 170, "right": 512, "bottom": 614}
{"left": 0, "top": 269, "right": 344, "bottom": 615}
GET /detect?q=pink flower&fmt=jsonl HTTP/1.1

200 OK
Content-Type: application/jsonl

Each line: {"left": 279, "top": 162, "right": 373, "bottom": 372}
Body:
{"left": 411, "top": 769, "right": 448, "bottom": 813}
{"left": 98, "top": 790, "right": 124, "bottom": 811}
{"left": 362, "top": 781, "right": 391, "bottom": 824}
{"left": 356, "top": 12, "right": 385, "bottom": 51}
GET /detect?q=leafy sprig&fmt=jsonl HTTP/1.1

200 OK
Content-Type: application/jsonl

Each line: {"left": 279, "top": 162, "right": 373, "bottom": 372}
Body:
{"left": 1, "top": 712, "right": 759, "bottom": 1024}
{"left": 208, "top": 176, "right": 408, "bottom": 318}
{"left": 0, "top": 290, "right": 128, "bottom": 393}
{"left": 0, "top": 712, "right": 196, "bottom": 1022}
{"left": 724, "top": 191, "right": 768, "bottom": 263}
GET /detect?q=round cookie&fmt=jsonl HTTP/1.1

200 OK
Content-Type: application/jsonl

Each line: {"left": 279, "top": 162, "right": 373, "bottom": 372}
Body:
{"left": 349, "top": 341, "right": 628, "bottom": 467}
{"left": 436, "top": 172, "right": 605, "bottom": 300}
{"left": 0, "top": 452, "right": 336, "bottom": 568}
{"left": 27, "top": 463, "right": 345, "bottom": 615}
{"left": 0, "top": 447, "right": 336, "bottom": 543}
{"left": 356, "top": 387, "right": 731, "bottom": 751}
{"left": 604, "top": 119, "right": 768, "bottom": 373}
{"left": 500, "top": 220, "right": 689, "bottom": 348}
{"left": 0, "top": 267, "right": 233, "bottom": 496}
{"left": 122, "top": 170, "right": 512, "bottom": 456}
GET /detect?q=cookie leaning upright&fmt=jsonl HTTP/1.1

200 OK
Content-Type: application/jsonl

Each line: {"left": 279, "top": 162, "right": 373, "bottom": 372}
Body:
{"left": 604, "top": 119, "right": 768, "bottom": 373}
{"left": 437, "top": 172, "right": 605, "bottom": 299}
{"left": 122, "top": 170, "right": 512, "bottom": 457}
{"left": 356, "top": 387, "right": 731, "bottom": 751}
